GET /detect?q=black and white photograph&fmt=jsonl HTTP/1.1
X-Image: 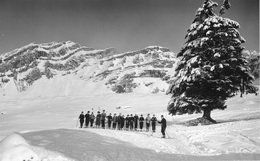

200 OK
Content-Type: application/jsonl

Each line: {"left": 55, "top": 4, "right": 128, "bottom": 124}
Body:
{"left": 0, "top": 0, "right": 259, "bottom": 160}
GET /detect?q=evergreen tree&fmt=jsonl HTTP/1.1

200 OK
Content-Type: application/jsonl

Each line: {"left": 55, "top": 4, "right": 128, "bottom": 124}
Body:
{"left": 166, "top": 0, "right": 258, "bottom": 122}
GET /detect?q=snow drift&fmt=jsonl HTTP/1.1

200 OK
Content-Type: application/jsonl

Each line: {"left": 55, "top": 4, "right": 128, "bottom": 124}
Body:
{"left": 0, "top": 133, "right": 39, "bottom": 161}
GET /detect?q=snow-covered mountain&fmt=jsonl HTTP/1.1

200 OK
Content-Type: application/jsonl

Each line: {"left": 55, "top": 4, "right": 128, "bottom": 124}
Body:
{"left": 0, "top": 41, "right": 178, "bottom": 98}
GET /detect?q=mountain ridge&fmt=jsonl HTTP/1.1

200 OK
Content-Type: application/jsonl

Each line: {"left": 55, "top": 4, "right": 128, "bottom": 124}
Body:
{"left": 0, "top": 41, "right": 178, "bottom": 98}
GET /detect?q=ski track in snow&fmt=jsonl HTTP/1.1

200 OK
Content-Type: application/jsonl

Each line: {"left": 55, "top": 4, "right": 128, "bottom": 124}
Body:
{"left": 87, "top": 128, "right": 190, "bottom": 155}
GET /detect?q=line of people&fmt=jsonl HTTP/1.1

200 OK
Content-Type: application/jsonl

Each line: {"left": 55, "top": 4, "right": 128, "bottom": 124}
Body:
{"left": 78, "top": 110, "right": 167, "bottom": 138}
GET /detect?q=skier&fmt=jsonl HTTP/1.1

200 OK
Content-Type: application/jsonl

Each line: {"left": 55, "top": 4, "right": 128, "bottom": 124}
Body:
{"left": 158, "top": 115, "right": 167, "bottom": 138}
{"left": 101, "top": 110, "right": 106, "bottom": 129}
{"left": 95, "top": 111, "right": 101, "bottom": 128}
{"left": 112, "top": 113, "right": 117, "bottom": 130}
{"left": 129, "top": 114, "right": 134, "bottom": 131}
{"left": 139, "top": 114, "right": 144, "bottom": 131}
{"left": 145, "top": 114, "right": 151, "bottom": 132}
{"left": 134, "top": 114, "right": 139, "bottom": 131}
{"left": 107, "top": 113, "right": 112, "bottom": 129}
{"left": 120, "top": 115, "right": 125, "bottom": 130}
{"left": 85, "top": 111, "right": 90, "bottom": 128}
{"left": 151, "top": 114, "right": 157, "bottom": 132}
{"left": 117, "top": 113, "right": 122, "bottom": 130}
{"left": 125, "top": 114, "right": 130, "bottom": 131}
{"left": 78, "top": 111, "right": 85, "bottom": 128}
{"left": 90, "top": 112, "right": 95, "bottom": 127}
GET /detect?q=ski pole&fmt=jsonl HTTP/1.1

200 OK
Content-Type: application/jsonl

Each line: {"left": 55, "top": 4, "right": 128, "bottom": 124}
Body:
{"left": 165, "top": 130, "right": 171, "bottom": 139}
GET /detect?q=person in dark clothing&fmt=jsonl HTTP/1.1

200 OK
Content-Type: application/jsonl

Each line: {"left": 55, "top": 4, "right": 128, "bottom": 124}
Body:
{"left": 145, "top": 114, "right": 151, "bottom": 132}
{"left": 90, "top": 112, "right": 95, "bottom": 127}
{"left": 158, "top": 115, "right": 167, "bottom": 138}
{"left": 85, "top": 111, "right": 90, "bottom": 128}
{"left": 112, "top": 113, "right": 117, "bottom": 130}
{"left": 151, "top": 114, "right": 157, "bottom": 132}
{"left": 129, "top": 114, "right": 134, "bottom": 131}
{"left": 120, "top": 115, "right": 125, "bottom": 129}
{"left": 78, "top": 111, "right": 85, "bottom": 128}
{"left": 125, "top": 114, "right": 130, "bottom": 131}
{"left": 107, "top": 113, "right": 112, "bottom": 129}
{"left": 134, "top": 114, "right": 139, "bottom": 131}
{"left": 117, "top": 113, "right": 122, "bottom": 130}
{"left": 139, "top": 114, "right": 144, "bottom": 131}
{"left": 101, "top": 110, "right": 106, "bottom": 129}
{"left": 96, "top": 111, "right": 101, "bottom": 128}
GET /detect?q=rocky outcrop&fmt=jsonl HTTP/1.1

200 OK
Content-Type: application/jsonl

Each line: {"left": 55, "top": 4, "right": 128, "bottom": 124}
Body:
{"left": 0, "top": 41, "right": 178, "bottom": 95}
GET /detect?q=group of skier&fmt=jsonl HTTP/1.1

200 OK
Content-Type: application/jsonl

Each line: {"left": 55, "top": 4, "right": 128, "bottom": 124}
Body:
{"left": 78, "top": 110, "right": 167, "bottom": 138}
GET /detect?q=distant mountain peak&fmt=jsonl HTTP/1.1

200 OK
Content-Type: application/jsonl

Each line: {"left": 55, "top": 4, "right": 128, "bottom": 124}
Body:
{"left": 0, "top": 41, "right": 178, "bottom": 98}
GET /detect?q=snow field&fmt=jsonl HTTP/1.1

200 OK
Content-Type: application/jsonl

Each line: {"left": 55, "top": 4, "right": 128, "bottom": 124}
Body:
{"left": 19, "top": 126, "right": 260, "bottom": 161}
{"left": 0, "top": 93, "right": 259, "bottom": 160}
{"left": 31, "top": 146, "right": 74, "bottom": 161}
{"left": 86, "top": 128, "right": 189, "bottom": 154}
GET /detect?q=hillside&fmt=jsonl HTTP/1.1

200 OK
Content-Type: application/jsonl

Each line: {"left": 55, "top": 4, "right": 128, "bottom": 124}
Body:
{"left": 0, "top": 41, "right": 177, "bottom": 98}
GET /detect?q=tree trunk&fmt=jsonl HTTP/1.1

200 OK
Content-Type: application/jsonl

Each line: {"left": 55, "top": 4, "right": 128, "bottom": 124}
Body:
{"left": 202, "top": 108, "right": 211, "bottom": 119}
{"left": 202, "top": 108, "right": 216, "bottom": 123}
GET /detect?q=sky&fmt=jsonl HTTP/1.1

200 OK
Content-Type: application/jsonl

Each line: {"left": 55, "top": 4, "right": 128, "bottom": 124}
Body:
{"left": 0, "top": 0, "right": 259, "bottom": 55}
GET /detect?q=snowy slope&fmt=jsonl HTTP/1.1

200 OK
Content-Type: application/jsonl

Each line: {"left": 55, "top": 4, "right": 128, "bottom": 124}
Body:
{"left": 0, "top": 93, "right": 259, "bottom": 160}
{"left": 0, "top": 42, "right": 177, "bottom": 99}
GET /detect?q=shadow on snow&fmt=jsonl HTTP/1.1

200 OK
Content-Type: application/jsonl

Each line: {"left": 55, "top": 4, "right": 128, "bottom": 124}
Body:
{"left": 21, "top": 129, "right": 259, "bottom": 161}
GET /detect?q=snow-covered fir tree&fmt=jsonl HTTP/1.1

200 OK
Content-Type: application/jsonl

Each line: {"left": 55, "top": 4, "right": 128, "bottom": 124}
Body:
{"left": 167, "top": 0, "right": 258, "bottom": 123}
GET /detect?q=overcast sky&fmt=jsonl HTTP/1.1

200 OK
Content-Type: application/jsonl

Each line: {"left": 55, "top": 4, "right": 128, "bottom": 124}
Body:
{"left": 0, "top": 0, "right": 259, "bottom": 54}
